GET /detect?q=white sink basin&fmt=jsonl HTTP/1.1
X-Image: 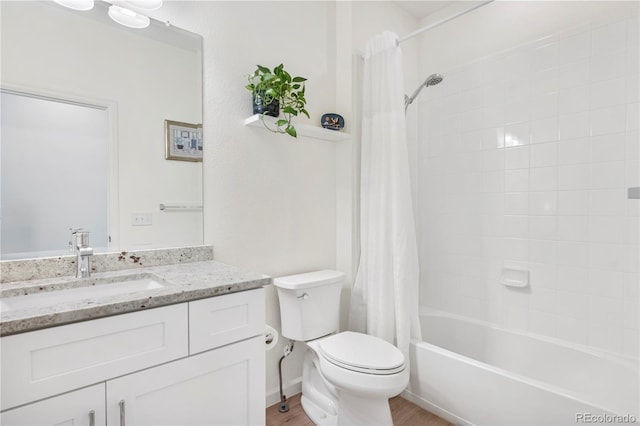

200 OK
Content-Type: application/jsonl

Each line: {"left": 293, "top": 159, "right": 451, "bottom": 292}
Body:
{"left": 0, "top": 273, "right": 166, "bottom": 313}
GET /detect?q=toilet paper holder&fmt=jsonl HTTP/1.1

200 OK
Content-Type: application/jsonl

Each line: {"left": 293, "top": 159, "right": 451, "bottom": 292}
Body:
{"left": 265, "top": 324, "right": 279, "bottom": 350}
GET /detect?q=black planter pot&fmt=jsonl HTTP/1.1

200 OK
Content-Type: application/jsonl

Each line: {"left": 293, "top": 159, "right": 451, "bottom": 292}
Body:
{"left": 252, "top": 93, "right": 279, "bottom": 117}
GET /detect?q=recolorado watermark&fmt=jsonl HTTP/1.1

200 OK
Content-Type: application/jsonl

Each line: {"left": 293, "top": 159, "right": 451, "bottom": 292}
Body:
{"left": 576, "top": 413, "right": 638, "bottom": 424}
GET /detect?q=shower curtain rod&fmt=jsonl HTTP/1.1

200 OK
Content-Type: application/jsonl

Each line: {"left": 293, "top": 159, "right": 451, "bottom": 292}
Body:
{"left": 398, "top": 0, "right": 494, "bottom": 44}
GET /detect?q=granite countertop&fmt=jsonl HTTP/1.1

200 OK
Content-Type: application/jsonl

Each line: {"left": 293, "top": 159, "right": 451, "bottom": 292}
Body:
{"left": 0, "top": 260, "right": 271, "bottom": 336}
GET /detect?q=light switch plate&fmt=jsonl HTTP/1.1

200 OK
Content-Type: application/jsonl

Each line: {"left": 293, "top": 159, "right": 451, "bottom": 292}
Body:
{"left": 132, "top": 213, "right": 152, "bottom": 226}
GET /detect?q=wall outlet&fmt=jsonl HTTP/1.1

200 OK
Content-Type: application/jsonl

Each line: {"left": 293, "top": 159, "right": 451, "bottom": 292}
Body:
{"left": 132, "top": 213, "right": 152, "bottom": 226}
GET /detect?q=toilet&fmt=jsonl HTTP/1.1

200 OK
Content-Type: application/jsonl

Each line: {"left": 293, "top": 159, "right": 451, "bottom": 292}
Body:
{"left": 273, "top": 270, "right": 409, "bottom": 426}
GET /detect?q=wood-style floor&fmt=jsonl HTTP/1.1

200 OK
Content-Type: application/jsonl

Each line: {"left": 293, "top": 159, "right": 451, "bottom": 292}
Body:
{"left": 266, "top": 393, "right": 451, "bottom": 426}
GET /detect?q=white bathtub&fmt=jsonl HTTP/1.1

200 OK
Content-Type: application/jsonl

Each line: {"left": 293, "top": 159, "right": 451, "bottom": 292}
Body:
{"left": 403, "top": 310, "right": 639, "bottom": 426}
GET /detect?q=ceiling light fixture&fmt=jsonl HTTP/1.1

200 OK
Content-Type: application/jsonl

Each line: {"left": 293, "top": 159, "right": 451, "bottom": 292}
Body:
{"left": 52, "top": 0, "right": 94, "bottom": 11}
{"left": 120, "top": 0, "right": 163, "bottom": 11}
{"left": 108, "top": 5, "right": 150, "bottom": 29}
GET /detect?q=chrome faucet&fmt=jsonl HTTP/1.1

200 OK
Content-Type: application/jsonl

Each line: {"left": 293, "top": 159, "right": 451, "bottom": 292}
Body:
{"left": 70, "top": 228, "right": 93, "bottom": 278}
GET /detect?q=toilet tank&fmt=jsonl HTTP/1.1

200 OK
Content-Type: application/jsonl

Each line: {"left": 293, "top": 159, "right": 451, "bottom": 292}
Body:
{"left": 273, "top": 270, "right": 345, "bottom": 341}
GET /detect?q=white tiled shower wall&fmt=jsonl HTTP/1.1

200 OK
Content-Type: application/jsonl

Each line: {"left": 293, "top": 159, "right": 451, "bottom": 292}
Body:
{"left": 418, "top": 12, "right": 639, "bottom": 358}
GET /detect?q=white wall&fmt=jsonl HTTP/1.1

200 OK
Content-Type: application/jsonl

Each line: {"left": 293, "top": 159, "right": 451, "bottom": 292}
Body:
{"left": 416, "top": 1, "right": 639, "bottom": 358}
{"left": 151, "top": 0, "right": 422, "bottom": 407}
{"left": 148, "top": 0, "right": 339, "bottom": 406}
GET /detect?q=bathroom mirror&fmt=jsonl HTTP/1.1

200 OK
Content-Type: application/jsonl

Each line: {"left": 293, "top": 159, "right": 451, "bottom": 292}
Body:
{"left": 0, "top": 1, "right": 203, "bottom": 260}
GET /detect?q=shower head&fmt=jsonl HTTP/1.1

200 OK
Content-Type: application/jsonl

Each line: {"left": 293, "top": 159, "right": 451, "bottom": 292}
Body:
{"left": 425, "top": 73, "right": 443, "bottom": 87}
{"left": 405, "top": 73, "right": 444, "bottom": 112}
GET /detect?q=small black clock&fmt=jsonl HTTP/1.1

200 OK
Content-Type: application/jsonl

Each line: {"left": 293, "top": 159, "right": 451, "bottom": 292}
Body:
{"left": 321, "top": 113, "right": 344, "bottom": 131}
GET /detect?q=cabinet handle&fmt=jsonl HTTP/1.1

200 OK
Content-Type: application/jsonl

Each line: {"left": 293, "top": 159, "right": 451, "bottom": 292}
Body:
{"left": 89, "top": 410, "right": 95, "bottom": 426}
{"left": 119, "top": 400, "right": 126, "bottom": 426}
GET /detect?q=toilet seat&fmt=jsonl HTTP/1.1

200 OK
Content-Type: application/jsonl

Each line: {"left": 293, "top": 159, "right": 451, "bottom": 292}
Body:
{"left": 317, "top": 331, "right": 405, "bottom": 375}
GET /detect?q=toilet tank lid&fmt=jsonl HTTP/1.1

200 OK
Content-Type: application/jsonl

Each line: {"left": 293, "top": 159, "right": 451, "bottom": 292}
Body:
{"left": 273, "top": 270, "right": 345, "bottom": 290}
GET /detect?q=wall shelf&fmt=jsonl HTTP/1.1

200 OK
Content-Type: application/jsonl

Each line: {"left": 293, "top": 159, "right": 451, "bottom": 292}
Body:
{"left": 243, "top": 114, "right": 350, "bottom": 142}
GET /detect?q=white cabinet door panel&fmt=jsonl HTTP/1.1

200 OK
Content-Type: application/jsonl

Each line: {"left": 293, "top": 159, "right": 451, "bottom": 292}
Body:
{"left": 0, "top": 383, "right": 106, "bottom": 426}
{"left": 106, "top": 336, "right": 265, "bottom": 426}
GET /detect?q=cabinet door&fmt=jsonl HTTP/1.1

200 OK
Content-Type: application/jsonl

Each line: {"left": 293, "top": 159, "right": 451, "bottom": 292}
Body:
{"left": 0, "top": 383, "right": 105, "bottom": 426}
{"left": 106, "top": 336, "right": 265, "bottom": 426}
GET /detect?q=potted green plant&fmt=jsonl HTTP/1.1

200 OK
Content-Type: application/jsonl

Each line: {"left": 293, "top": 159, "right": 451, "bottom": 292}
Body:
{"left": 245, "top": 64, "right": 309, "bottom": 138}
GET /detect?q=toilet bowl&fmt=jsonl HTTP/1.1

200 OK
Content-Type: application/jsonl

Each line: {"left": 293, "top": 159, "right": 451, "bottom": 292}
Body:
{"left": 302, "top": 331, "right": 409, "bottom": 425}
{"left": 273, "top": 270, "right": 409, "bottom": 425}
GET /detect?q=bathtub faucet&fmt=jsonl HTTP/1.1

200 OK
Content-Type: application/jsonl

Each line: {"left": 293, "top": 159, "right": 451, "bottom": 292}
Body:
{"left": 70, "top": 228, "right": 93, "bottom": 278}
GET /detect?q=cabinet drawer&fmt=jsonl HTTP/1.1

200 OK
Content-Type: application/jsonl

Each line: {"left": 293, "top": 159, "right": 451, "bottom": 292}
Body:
{"left": 1, "top": 304, "right": 188, "bottom": 410}
{"left": 189, "top": 288, "right": 264, "bottom": 354}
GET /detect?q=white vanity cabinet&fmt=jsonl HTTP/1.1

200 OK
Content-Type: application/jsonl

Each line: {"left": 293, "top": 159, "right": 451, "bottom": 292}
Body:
{"left": 0, "top": 288, "right": 265, "bottom": 426}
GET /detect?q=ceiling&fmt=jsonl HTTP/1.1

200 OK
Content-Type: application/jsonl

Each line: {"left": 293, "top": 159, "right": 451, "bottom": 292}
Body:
{"left": 391, "top": 1, "right": 454, "bottom": 19}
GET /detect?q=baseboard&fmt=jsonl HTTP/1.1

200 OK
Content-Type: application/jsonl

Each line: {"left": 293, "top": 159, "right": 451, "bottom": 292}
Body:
{"left": 266, "top": 377, "right": 302, "bottom": 408}
{"left": 401, "top": 389, "right": 472, "bottom": 425}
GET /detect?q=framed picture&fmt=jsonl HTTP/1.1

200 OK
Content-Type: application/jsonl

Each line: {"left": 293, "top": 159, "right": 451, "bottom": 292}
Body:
{"left": 165, "top": 119, "right": 203, "bottom": 162}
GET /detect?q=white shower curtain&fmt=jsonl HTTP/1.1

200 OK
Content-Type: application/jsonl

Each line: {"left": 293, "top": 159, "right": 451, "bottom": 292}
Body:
{"left": 349, "top": 31, "right": 422, "bottom": 359}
